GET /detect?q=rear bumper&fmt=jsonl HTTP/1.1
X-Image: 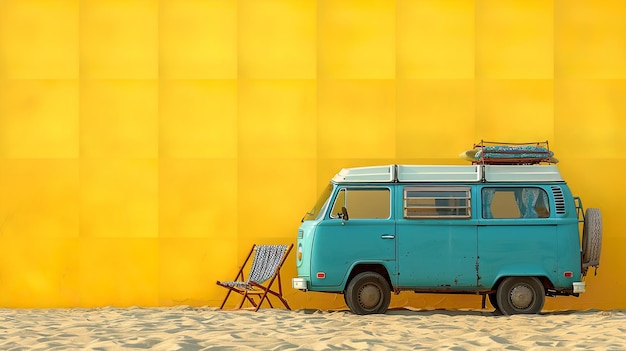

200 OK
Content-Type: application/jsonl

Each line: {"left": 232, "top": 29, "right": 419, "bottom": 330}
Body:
{"left": 292, "top": 277, "right": 308, "bottom": 291}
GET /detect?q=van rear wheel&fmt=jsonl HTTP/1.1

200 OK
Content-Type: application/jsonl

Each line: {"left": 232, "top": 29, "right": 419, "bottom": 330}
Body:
{"left": 496, "top": 277, "right": 545, "bottom": 315}
{"left": 345, "top": 272, "right": 391, "bottom": 315}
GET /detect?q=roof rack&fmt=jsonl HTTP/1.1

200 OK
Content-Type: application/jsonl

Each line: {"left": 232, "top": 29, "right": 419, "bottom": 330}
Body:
{"left": 331, "top": 164, "right": 564, "bottom": 183}
{"left": 472, "top": 140, "right": 554, "bottom": 165}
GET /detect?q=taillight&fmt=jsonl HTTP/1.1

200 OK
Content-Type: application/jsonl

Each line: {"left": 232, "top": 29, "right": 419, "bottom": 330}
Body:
{"left": 297, "top": 244, "right": 303, "bottom": 260}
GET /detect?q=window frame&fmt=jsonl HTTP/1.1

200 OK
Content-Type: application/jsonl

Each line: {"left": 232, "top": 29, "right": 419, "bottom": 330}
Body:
{"left": 403, "top": 186, "right": 472, "bottom": 219}
{"left": 480, "top": 186, "right": 551, "bottom": 219}
{"left": 329, "top": 187, "right": 392, "bottom": 220}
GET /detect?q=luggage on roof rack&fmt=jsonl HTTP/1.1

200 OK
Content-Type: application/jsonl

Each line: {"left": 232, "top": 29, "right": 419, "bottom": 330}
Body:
{"left": 460, "top": 140, "right": 557, "bottom": 165}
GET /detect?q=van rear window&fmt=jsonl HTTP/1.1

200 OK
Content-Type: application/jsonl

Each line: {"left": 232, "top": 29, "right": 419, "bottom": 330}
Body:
{"left": 403, "top": 186, "right": 471, "bottom": 219}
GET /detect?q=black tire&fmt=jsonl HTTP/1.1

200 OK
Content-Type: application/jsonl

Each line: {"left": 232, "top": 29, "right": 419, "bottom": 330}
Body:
{"left": 496, "top": 277, "right": 545, "bottom": 315}
{"left": 345, "top": 272, "right": 391, "bottom": 315}
{"left": 582, "top": 208, "right": 602, "bottom": 269}
{"left": 343, "top": 291, "right": 354, "bottom": 312}
{"left": 488, "top": 293, "right": 499, "bottom": 311}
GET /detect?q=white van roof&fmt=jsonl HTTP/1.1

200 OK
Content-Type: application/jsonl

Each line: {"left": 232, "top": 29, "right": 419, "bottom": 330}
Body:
{"left": 331, "top": 164, "right": 564, "bottom": 183}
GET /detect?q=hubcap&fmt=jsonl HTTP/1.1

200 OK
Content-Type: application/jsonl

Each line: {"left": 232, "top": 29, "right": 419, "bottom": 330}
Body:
{"left": 358, "top": 284, "right": 381, "bottom": 309}
{"left": 510, "top": 285, "right": 534, "bottom": 309}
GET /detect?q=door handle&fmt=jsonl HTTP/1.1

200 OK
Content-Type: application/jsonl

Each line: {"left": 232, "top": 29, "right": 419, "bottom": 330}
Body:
{"left": 380, "top": 234, "right": 395, "bottom": 239}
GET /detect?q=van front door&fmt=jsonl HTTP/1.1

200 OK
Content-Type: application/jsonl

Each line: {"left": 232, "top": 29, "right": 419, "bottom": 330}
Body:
{"left": 310, "top": 187, "right": 396, "bottom": 289}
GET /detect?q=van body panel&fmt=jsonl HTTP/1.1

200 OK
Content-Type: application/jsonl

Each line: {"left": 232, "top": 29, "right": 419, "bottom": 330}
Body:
{"left": 555, "top": 221, "right": 583, "bottom": 288}
{"left": 396, "top": 220, "right": 478, "bottom": 289}
{"left": 477, "top": 223, "right": 558, "bottom": 288}
{"left": 310, "top": 218, "right": 395, "bottom": 289}
{"left": 295, "top": 220, "right": 317, "bottom": 289}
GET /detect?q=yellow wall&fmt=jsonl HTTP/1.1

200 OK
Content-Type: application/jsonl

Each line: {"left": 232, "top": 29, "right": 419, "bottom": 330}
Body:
{"left": 0, "top": 0, "right": 625, "bottom": 310}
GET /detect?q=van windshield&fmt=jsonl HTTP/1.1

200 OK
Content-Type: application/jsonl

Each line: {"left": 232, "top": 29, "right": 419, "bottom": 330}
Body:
{"left": 302, "top": 184, "right": 333, "bottom": 221}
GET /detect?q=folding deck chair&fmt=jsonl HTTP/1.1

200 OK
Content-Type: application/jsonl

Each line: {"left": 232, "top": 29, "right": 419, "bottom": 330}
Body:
{"left": 216, "top": 244, "right": 293, "bottom": 311}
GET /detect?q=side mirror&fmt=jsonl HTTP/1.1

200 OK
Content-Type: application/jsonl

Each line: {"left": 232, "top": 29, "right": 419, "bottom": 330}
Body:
{"left": 341, "top": 206, "right": 349, "bottom": 221}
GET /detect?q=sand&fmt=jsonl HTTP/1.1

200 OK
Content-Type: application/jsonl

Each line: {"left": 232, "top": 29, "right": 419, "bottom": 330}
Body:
{"left": 0, "top": 307, "right": 624, "bottom": 350}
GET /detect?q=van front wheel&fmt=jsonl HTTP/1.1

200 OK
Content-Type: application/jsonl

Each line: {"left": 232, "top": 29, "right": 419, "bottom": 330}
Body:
{"left": 496, "top": 277, "right": 545, "bottom": 315}
{"left": 345, "top": 272, "right": 391, "bottom": 315}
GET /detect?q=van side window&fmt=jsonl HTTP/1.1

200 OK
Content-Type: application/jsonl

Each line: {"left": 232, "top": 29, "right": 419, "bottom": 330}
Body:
{"left": 330, "top": 188, "right": 390, "bottom": 219}
{"left": 403, "top": 187, "right": 471, "bottom": 219}
{"left": 482, "top": 187, "right": 550, "bottom": 219}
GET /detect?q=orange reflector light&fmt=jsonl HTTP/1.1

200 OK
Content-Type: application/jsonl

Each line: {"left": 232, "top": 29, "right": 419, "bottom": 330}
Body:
{"left": 564, "top": 271, "right": 573, "bottom": 278}
{"left": 316, "top": 272, "right": 326, "bottom": 279}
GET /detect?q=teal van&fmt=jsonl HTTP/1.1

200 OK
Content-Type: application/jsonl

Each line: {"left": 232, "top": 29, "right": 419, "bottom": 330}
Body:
{"left": 292, "top": 164, "right": 602, "bottom": 315}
